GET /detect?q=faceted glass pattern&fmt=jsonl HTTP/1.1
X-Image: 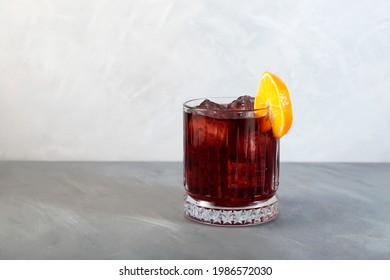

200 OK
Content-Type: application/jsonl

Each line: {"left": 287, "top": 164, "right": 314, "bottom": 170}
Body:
{"left": 184, "top": 194, "right": 279, "bottom": 226}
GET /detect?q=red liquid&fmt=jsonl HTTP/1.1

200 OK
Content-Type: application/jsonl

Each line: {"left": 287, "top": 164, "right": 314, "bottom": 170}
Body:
{"left": 184, "top": 111, "right": 279, "bottom": 207}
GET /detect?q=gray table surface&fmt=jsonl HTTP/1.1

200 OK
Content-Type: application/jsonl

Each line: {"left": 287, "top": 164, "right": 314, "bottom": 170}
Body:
{"left": 0, "top": 161, "right": 389, "bottom": 260}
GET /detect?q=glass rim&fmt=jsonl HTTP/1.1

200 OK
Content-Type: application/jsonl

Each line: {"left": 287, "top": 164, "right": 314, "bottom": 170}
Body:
{"left": 183, "top": 97, "right": 269, "bottom": 112}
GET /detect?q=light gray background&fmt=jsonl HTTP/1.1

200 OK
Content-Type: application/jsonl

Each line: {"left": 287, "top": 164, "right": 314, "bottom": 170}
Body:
{"left": 1, "top": 0, "right": 390, "bottom": 162}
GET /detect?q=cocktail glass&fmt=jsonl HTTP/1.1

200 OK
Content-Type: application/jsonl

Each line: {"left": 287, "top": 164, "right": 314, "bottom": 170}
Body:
{"left": 183, "top": 97, "right": 280, "bottom": 226}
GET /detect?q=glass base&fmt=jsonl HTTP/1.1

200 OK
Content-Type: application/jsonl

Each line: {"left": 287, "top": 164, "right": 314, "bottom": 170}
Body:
{"left": 184, "top": 194, "right": 279, "bottom": 226}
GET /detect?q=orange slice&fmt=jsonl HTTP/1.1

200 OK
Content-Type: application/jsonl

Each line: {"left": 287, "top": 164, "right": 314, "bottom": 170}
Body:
{"left": 260, "top": 114, "right": 272, "bottom": 133}
{"left": 255, "top": 71, "right": 293, "bottom": 138}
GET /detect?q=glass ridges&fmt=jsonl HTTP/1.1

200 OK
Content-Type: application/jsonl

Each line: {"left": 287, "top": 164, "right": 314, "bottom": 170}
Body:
{"left": 184, "top": 196, "right": 279, "bottom": 226}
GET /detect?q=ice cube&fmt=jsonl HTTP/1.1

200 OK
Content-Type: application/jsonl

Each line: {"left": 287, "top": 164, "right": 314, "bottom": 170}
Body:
{"left": 189, "top": 114, "right": 227, "bottom": 146}
{"left": 196, "top": 99, "right": 226, "bottom": 110}
{"left": 195, "top": 99, "right": 227, "bottom": 118}
{"left": 227, "top": 95, "right": 254, "bottom": 110}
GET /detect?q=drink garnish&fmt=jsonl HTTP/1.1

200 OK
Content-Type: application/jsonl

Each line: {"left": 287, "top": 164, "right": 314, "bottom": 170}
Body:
{"left": 254, "top": 71, "right": 293, "bottom": 138}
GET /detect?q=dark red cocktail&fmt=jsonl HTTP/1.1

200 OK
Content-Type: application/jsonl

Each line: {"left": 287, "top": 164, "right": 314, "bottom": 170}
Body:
{"left": 183, "top": 96, "right": 279, "bottom": 226}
